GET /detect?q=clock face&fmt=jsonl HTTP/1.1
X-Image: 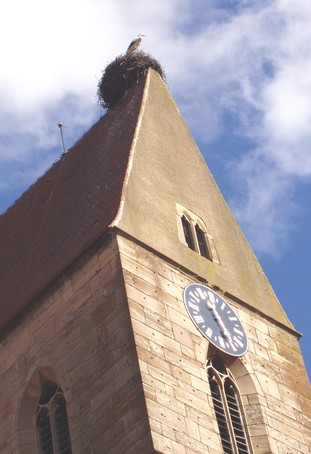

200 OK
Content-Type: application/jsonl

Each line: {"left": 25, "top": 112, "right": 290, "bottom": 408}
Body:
{"left": 184, "top": 283, "right": 248, "bottom": 356}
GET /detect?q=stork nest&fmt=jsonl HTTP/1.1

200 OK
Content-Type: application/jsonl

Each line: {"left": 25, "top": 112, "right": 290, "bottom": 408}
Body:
{"left": 97, "top": 51, "right": 166, "bottom": 109}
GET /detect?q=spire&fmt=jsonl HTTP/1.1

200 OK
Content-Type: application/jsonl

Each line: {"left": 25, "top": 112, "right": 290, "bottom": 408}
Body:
{"left": 0, "top": 67, "right": 294, "bottom": 333}
{"left": 114, "top": 69, "right": 294, "bottom": 331}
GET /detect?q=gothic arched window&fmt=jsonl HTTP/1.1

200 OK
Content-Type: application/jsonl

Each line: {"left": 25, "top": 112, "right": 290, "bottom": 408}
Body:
{"left": 207, "top": 358, "right": 251, "bottom": 454}
{"left": 36, "top": 382, "right": 72, "bottom": 454}
{"left": 195, "top": 223, "right": 211, "bottom": 260}
{"left": 181, "top": 215, "right": 196, "bottom": 251}
{"left": 177, "top": 204, "right": 218, "bottom": 262}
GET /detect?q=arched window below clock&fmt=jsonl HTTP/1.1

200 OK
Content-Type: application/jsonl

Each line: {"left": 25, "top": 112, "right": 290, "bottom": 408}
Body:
{"left": 176, "top": 203, "right": 219, "bottom": 263}
{"left": 36, "top": 382, "right": 72, "bottom": 454}
{"left": 206, "top": 357, "right": 252, "bottom": 454}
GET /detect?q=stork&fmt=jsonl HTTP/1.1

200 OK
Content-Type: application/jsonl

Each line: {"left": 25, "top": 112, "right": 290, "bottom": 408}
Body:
{"left": 126, "top": 34, "right": 145, "bottom": 54}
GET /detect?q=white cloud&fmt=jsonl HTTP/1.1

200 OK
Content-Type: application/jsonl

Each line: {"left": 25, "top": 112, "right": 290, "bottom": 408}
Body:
{"left": 0, "top": 0, "right": 311, "bottom": 255}
{"left": 228, "top": 149, "right": 300, "bottom": 256}
{"left": 162, "top": 0, "right": 311, "bottom": 254}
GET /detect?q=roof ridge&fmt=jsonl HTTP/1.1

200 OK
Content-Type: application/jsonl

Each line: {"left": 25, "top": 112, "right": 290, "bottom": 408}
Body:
{"left": 111, "top": 69, "right": 151, "bottom": 228}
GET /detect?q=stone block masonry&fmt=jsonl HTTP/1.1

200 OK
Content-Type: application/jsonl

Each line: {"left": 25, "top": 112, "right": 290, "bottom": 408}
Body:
{"left": 118, "top": 235, "right": 311, "bottom": 454}
{"left": 0, "top": 235, "right": 154, "bottom": 454}
{"left": 1, "top": 231, "right": 310, "bottom": 453}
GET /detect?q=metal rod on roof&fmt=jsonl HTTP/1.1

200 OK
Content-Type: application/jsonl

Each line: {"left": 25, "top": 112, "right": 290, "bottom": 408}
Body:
{"left": 57, "top": 122, "right": 67, "bottom": 154}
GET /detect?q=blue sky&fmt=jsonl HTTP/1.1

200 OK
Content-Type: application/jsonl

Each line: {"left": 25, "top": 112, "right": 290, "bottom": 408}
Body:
{"left": 0, "top": 0, "right": 310, "bottom": 378}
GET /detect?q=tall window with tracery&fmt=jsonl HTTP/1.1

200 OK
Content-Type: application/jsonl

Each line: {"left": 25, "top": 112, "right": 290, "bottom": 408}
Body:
{"left": 207, "top": 358, "right": 251, "bottom": 454}
{"left": 36, "top": 382, "right": 72, "bottom": 454}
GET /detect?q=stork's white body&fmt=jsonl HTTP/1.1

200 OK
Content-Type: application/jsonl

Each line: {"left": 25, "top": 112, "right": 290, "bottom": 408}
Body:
{"left": 126, "top": 34, "right": 145, "bottom": 54}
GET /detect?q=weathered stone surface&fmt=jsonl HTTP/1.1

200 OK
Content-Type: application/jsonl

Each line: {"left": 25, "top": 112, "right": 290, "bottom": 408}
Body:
{"left": 0, "top": 236, "right": 152, "bottom": 453}
{"left": 119, "top": 235, "right": 311, "bottom": 453}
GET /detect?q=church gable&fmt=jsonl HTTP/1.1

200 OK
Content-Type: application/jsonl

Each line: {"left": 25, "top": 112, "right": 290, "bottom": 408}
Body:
{"left": 116, "top": 69, "right": 293, "bottom": 330}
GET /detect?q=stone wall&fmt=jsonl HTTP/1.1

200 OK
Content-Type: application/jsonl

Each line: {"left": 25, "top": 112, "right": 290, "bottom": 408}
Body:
{"left": 118, "top": 235, "right": 311, "bottom": 454}
{"left": 1, "top": 231, "right": 310, "bottom": 454}
{"left": 0, "top": 234, "right": 153, "bottom": 454}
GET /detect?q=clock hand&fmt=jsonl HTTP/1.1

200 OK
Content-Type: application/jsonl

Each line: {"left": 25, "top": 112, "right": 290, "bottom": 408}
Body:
{"left": 206, "top": 299, "right": 232, "bottom": 341}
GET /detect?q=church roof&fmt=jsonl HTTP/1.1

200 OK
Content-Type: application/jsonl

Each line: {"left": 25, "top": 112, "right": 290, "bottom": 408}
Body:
{"left": 0, "top": 74, "right": 147, "bottom": 331}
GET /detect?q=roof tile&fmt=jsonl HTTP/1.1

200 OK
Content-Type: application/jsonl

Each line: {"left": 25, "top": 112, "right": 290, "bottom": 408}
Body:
{"left": 0, "top": 73, "right": 147, "bottom": 331}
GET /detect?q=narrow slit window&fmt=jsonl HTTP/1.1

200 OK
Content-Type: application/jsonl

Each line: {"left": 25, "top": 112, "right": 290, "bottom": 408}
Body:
{"left": 195, "top": 224, "right": 211, "bottom": 260}
{"left": 36, "top": 383, "right": 72, "bottom": 454}
{"left": 207, "top": 358, "right": 251, "bottom": 454}
{"left": 181, "top": 215, "right": 195, "bottom": 251}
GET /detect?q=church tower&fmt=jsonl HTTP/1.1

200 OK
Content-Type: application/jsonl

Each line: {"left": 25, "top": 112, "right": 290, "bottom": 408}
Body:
{"left": 0, "top": 59, "right": 310, "bottom": 453}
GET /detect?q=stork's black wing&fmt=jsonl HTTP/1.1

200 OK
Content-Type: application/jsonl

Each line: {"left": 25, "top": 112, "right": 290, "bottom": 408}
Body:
{"left": 127, "top": 39, "right": 137, "bottom": 51}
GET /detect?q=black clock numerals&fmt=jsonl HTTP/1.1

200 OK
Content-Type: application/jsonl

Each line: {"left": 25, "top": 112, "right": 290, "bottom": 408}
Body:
{"left": 184, "top": 283, "right": 248, "bottom": 357}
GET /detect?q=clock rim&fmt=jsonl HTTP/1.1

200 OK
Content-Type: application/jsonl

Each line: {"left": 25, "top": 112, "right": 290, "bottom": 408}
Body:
{"left": 183, "top": 282, "right": 248, "bottom": 357}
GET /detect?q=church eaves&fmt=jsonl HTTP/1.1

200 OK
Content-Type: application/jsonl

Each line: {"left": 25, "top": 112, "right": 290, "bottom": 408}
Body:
{"left": 0, "top": 73, "right": 148, "bottom": 332}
